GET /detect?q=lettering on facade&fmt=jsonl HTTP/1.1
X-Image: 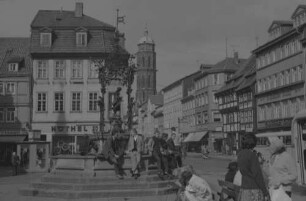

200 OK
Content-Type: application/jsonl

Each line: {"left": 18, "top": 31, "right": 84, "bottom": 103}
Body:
{"left": 51, "top": 125, "right": 99, "bottom": 133}
{"left": 258, "top": 118, "right": 291, "bottom": 129}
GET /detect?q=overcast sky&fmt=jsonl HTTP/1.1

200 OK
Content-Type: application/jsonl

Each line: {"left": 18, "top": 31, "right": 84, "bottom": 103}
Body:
{"left": 0, "top": 0, "right": 305, "bottom": 90}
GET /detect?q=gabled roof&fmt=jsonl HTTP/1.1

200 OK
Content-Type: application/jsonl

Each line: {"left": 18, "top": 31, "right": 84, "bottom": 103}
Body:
{"left": 31, "top": 10, "right": 115, "bottom": 30}
{"left": 291, "top": 5, "right": 306, "bottom": 19}
{"left": 149, "top": 95, "right": 163, "bottom": 106}
{"left": 0, "top": 38, "right": 31, "bottom": 75}
{"left": 268, "top": 20, "right": 293, "bottom": 32}
{"left": 195, "top": 57, "right": 246, "bottom": 81}
{"left": 215, "top": 55, "right": 255, "bottom": 95}
{"left": 162, "top": 71, "right": 200, "bottom": 92}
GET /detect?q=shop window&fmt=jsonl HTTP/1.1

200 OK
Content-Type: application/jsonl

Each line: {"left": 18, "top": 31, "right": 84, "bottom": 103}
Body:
{"left": 20, "top": 147, "right": 30, "bottom": 169}
{"left": 52, "top": 135, "right": 75, "bottom": 155}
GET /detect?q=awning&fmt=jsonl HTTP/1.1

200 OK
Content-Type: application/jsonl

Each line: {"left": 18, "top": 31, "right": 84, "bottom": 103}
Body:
{"left": 0, "top": 135, "right": 27, "bottom": 143}
{"left": 184, "top": 131, "right": 207, "bottom": 142}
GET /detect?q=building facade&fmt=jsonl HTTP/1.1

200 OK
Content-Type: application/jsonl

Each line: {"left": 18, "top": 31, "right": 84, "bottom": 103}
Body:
{"left": 30, "top": 3, "right": 129, "bottom": 155}
{"left": 217, "top": 56, "right": 256, "bottom": 154}
{"left": 0, "top": 38, "right": 32, "bottom": 164}
{"left": 253, "top": 7, "right": 305, "bottom": 155}
{"left": 136, "top": 29, "right": 157, "bottom": 106}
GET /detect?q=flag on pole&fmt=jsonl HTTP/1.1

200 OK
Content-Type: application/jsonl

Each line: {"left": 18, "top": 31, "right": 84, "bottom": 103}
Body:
{"left": 117, "top": 16, "right": 125, "bottom": 24}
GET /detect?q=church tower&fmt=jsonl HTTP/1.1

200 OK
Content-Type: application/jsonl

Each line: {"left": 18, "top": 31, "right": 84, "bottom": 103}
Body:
{"left": 136, "top": 28, "right": 157, "bottom": 106}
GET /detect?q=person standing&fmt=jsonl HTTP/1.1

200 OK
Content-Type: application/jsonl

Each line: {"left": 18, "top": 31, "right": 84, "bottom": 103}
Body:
{"left": 237, "top": 134, "right": 269, "bottom": 201}
{"left": 11, "top": 152, "right": 20, "bottom": 176}
{"left": 266, "top": 137, "right": 297, "bottom": 198}
{"left": 172, "top": 127, "right": 182, "bottom": 167}
{"left": 148, "top": 129, "right": 163, "bottom": 177}
{"left": 167, "top": 133, "right": 178, "bottom": 174}
{"left": 160, "top": 133, "right": 170, "bottom": 176}
{"left": 102, "top": 128, "right": 125, "bottom": 179}
{"left": 127, "top": 128, "right": 143, "bottom": 179}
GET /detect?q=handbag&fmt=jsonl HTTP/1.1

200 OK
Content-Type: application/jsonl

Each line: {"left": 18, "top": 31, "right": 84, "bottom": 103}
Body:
{"left": 233, "top": 170, "right": 242, "bottom": 186}
{"left": 269, "top": 186, "right": 291, "bottom": 201}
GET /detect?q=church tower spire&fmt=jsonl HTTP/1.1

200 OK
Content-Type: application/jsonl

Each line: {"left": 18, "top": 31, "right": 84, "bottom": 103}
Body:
{"left": 136, "top": 27, "right": 157, "bottom": 106}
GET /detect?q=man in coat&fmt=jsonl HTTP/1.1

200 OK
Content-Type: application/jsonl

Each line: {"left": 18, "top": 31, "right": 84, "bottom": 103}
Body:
{"left": 167, "top": 133, "right": 178, "bottom": 174}
{"left": 127, "top": 128, "right": 143, "bottom": 179}
{"left": 11, "top": 152, "right": 20, "bottom": 176}
{"left": 102, "top": 128, "right": 125, "bottom": 179}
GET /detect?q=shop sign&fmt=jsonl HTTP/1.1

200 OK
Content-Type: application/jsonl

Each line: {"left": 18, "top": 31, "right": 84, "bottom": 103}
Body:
{"left": 258, "top": 119, "right": 291, "bottom": 129}
{"left": 51, "top": 124, "right": 100, "bottom": 134}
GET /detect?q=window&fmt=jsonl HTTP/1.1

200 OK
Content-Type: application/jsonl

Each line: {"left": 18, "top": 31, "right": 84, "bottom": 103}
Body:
{"left": 291, "top": 68, "right": 297, "bottom": 83}
{"left": 54, "top": 92, "right": 64, "bottom": 112}
{"left": 297, "top": 66, "right": 303, "bottom": 81}
{"left": 89, "top": 92, "right": 99, "bottom": 111}
{"left": 285, "top": 70, "right": 290, "bottom": 85}
{"left": 148, "top": 56, "right": 151, "bottom": 67}
{"left": 0, "top": 108, "right": 4, "bottom": 122}
{"left": 6, "top": 82, "right": 15, "bottom": 94}
{"left": 89, "top": 61, "right": 98, "bottom": 78}
{"left": 213, "top": 74, "right": 219, "bottom": 85}
{"left": 8, "top": 63, "right": 18, "bottom": 72}
{"left": 0, "top": 82, "right": 4, "bottom": 95}
{"left": 54, "top": 60, "right": 65, "bottom": 79}
{"left": 37, "top": 93, "right": 47, "bottom": 112}
{"left": 37, "top": 60, "right": 48, "bottom": 79}
{"left": 6, "top": 108, "right": 15, "bottom": 122}
{"left": 212, "top": 111, "right": 221, "bottom": 122}
{"left": 76, "top": 32, "right": 87, "bottom": 46}
{"left": 71, "top": 60, "right": 83, "bottom": 78}
{"left": 40, "top": 33, "right": 51, "bottom": 47}
{"left": 71, "top": 92, "right": 82, "bottom": 112}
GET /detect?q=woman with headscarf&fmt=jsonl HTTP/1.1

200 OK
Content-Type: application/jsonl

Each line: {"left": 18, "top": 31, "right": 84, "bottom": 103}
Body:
{"left": 237, "top": 133, "right": 269, "bottom": 201}
{"left": 266, "top": 137, "right": 297, "bottom": 198}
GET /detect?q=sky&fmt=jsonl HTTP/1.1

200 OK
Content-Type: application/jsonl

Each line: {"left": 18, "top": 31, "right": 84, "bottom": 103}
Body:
{"left": 0, "top": 0, "right": 305, "bottom": 91}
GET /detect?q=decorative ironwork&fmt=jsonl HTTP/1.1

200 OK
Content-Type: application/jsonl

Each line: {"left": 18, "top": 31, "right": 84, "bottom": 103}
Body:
{"left": 91, "top": 42, "right": 137, "bottom": 140}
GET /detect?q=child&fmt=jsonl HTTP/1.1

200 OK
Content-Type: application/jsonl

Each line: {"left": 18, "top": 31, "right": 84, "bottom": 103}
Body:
{"left": 225, "top": 161, "right": 238, "bottom": 183}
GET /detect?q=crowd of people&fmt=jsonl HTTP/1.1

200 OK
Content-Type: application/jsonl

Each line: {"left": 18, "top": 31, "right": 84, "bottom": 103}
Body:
{"left": 224, "top": 133, "right": 297, "bottom": 201}
{"left": 101, "top": 127, "right": 184, "bottom": 180}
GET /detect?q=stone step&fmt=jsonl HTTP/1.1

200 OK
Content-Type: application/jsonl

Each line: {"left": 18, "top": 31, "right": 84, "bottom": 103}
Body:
{"left": 20, "top": 186, "right": 178, "bottom": 199}
{"left": 31, "top": 180, "right": 177, "bottom": 191}
{"left": 41, "top": 174, "right": 170, "bottom": 183}
{"left": 50, "top": 169, "right": 158, "bottom": 177}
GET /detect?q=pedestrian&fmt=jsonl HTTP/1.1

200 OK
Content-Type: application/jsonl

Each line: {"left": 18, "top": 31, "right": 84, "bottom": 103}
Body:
{"left": 265, "top": 137, "right": 297, "bottom": 198}
{"left": 201, "top": 144, "right": 209, "bottom": 159}
{"left": 102, "top": 127, "right": 125, "bottom": 179}
{"left": 148, "top": 129, "right": 164, "bottom": 177}
{"left": 127, "top": 128, "right": 143, "bottom": 179}
{"left": 237, "top": 133, "right": 269, "bottom": 201}
{"left": 167, "top": 132, "right": 178, "bottom": 174}
{"left": 172, "top": 127, "right": 183, "bottom": 167}
{"left": 11, "top": 152, "right": 20, "bottom": 176}
{"left": 160, "top": 133, "right": 170, "bottom": 176}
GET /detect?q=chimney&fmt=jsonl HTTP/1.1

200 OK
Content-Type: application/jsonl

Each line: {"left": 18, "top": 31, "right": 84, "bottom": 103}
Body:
{"left": 75, "top": 2, "right": 83, "bottom": 17}
{"left": 234, "top": 51, "right": 239, "bottom": 64}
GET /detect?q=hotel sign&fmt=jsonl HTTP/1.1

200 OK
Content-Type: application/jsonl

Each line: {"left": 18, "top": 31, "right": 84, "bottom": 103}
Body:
{"left": 51, "top": 124, "right": 100, "bottom": 134}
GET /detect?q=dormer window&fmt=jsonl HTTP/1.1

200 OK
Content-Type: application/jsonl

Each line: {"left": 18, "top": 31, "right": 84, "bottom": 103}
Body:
{"left": 8, "top": 63, "right": 18, "bottom": 72}
{"left": 76, "top": 32, "right": 87, "bottom": 47}
{"left": 40, "top": 33, "right": 51, "bottom": 47}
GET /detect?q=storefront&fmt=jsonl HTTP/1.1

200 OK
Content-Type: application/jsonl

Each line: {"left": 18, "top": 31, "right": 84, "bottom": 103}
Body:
{"left": 183, "top": 131, "right": 208, "bottom": 152}
{"left": 32, "top": 123, "right": 101, "bottom": 156}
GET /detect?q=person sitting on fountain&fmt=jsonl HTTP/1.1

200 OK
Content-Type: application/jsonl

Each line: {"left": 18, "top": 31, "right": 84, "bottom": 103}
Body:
{"left": 127, "top": 128, "right": 143, "bottom": 179}
{"left": 102, "top": 127, "right": 125, "bottom": 179}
